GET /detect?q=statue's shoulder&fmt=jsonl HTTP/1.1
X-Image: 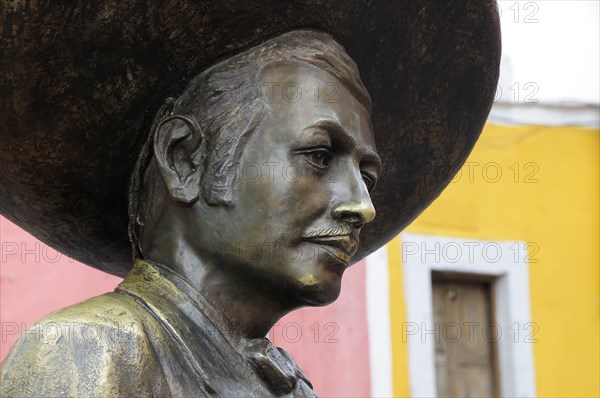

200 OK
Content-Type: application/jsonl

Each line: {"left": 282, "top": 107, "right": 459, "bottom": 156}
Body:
{"left": 0, "top": 292, "right": 169, "bottom": 397}
{"left": 31, "top": 291, "right": 152, "bottom": 338}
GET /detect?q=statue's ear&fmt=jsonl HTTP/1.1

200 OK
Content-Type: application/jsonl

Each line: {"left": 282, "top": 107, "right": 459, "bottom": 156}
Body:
{"left": 153, "top": 115, "right": 204, "bottom": 204}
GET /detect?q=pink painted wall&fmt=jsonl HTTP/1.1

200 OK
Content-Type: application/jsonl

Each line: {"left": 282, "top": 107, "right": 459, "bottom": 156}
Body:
{"left": 0, "top": 217, "right": 122, "bottom": 360}
{"left": 0, "top": 216, "right": 371, "bottom": 396}
{"left": 271, "top": 261, "right": 371, "bottom": 397}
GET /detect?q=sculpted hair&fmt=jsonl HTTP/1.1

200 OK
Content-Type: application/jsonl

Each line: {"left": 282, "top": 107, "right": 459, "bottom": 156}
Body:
{"left": 128, "top": 29, "right": 372, "bottom": 259}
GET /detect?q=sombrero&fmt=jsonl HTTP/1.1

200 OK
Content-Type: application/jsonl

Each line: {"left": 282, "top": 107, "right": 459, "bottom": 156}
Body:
{"left": 0, "top": 1, "right": 501, "bottom": 277}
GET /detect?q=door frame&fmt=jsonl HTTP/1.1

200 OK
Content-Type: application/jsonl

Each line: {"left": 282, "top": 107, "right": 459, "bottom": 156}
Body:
{"left": 401, "top": 233, "right": 537, "bottom": 397}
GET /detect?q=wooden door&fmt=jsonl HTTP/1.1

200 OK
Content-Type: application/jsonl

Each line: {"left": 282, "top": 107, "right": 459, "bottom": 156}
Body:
{"left": 432, "top": 274, "right": 499, "bottom": 397}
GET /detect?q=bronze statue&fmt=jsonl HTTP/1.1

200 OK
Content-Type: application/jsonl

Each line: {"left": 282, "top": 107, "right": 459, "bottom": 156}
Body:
{"left": 0, "top": 1, "right": 500, "bottom": 396}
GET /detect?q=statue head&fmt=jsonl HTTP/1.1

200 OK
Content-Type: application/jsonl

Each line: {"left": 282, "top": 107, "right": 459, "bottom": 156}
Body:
{"left": 0, "top": 1, "right": 501, "bottom": 338}
{"left": 128, "top": 30, "right": 379, "bottom": 314}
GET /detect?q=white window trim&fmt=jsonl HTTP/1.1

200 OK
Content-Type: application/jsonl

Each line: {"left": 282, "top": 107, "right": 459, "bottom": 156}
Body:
{"left": 401, "top": 232, "right": 537, "bottom": 397}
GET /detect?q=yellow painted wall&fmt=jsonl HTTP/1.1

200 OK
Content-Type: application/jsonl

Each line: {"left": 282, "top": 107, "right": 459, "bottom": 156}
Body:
{"left": 389, "top": 123, "right": 600, "bottom": 397}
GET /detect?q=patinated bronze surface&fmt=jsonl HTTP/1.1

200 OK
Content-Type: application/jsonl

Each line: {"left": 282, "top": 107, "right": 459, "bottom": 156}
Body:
{"left": 0, "top": 1, "right": 501, "bottom": 396}
{"left": 0, "top": 1, "right": 501, "bottom": 276}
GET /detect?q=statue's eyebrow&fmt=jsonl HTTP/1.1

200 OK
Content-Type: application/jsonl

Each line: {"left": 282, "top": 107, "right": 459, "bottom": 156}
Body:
{"left": 307, "top": 119, "right": 382, "bottom": 167}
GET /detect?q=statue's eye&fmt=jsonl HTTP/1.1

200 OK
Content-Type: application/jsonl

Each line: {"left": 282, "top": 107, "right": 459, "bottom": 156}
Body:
{"left": 304, "top": 148, "right": 332, "bottom": 169}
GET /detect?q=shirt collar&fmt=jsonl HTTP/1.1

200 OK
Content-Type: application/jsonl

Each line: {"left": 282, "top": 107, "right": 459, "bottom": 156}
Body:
{"left": 116, "top": 259, "right": 314, "bottom": 396}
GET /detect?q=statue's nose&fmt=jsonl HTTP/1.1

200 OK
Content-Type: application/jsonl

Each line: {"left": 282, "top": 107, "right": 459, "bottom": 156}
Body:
{"left": 331, "top": 167, "right": 376, "bottom": 227}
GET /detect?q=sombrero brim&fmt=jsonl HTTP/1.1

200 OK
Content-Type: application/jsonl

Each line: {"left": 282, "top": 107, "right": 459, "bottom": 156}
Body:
{"left": 0, "top": 1, "right": 501, "bottom": 277}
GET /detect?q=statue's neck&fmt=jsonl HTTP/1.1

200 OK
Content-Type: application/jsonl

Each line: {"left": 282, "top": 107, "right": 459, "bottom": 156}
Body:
{"left": 142, "top": 230, "right": 296, "bottom": 340}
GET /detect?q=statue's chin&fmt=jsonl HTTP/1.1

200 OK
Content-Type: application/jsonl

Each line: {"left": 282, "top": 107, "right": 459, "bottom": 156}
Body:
{"left": 292, "top": 277, "right": 343, "bottom": 308}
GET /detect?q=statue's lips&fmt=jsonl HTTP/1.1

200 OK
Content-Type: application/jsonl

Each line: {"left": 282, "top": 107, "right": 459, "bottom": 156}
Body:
{"left": 302, "top": 235, "right": 358, "bottom": 264}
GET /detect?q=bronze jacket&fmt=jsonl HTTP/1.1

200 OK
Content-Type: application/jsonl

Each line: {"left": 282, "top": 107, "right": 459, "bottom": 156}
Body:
{"left": 0, "top": 260, "right": 316, "bottom": 397}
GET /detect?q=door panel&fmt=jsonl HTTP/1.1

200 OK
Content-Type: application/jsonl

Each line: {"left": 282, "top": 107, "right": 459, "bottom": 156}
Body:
{"left": 433, "top": 276, "right": 498, "bottom": 397}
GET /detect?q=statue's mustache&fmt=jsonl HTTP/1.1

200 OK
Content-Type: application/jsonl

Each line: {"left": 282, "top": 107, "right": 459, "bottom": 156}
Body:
{"left": 303, "top": 225, "right": 354, "bottom": 238}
